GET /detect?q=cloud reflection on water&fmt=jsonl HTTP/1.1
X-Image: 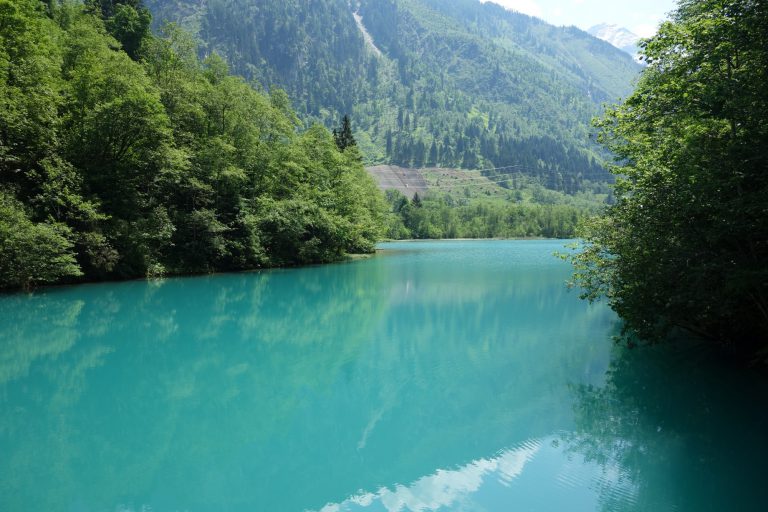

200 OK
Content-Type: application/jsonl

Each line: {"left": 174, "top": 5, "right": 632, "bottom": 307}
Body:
{"left": 314, "top": 432, "right": 643, "bottom": 512}
{"left": 316, "top": 440, "right": 541, "bottom": 512}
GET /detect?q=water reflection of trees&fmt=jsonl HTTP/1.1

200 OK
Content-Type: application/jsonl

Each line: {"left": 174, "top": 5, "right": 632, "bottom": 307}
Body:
{"left": 566, "top": 342, "right": 768, "bottom": 512}
{"left": 0, "top": 243, "right": 622, "bottom": 512}
{"left": 0, "top": 261, "right": 390, "bottom": 512}
{"left": 0, "top": 294, "right": 83, "bottom": 386}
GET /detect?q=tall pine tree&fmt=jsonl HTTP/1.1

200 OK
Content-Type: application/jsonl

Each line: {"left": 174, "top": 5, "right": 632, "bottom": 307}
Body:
{"left": 333, "top": 114, "right": 357, "bottom": 151}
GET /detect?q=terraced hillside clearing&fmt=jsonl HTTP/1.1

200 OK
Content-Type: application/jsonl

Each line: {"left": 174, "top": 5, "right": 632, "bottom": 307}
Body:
{"left": 366, "top": 165, "right": 429, "bottom": 198}
{"left": 366, "top": 165, "right": 515, "bottom": 199}
{"left": 420, "top": 168, "right": 514, "bottom": 199}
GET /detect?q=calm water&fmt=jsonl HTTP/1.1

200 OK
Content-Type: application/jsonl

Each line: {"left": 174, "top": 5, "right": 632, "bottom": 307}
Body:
{"left": 1, "top": 240, "right": 767, "bottom": 512}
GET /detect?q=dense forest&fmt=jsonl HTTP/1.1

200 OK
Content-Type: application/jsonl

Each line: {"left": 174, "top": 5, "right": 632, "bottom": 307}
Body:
{"left": 0, "top": 0, "right": 387, "bottom": 290}
{"left": 145, "top": 0, "right": 641, "bottom": 193}
{"left": 384, "top": 188, "right": 592, "bottom": 239}
{"left": 571, "top": 0, "right": 768, "bottom": 358}
{"left": 0, "top": 0, "right": 635, "bottom": 293}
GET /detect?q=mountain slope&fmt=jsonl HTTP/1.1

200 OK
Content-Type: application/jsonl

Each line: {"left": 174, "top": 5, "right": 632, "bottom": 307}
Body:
{"left": 146, "top": 0, "right": 641, "bottom": 192}
{"left": 588, "top": 23, "right": 641, "bottom": 59}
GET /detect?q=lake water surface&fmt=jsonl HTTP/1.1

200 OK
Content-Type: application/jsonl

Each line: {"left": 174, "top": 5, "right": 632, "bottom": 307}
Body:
{"left": 1, "top": 240, "right": 767, "bottom": 511}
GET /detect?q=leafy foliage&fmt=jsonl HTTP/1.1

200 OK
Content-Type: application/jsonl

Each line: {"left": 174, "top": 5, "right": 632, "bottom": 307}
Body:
{"left": 384, "top": 184, "right": 597, "bottom": 240}
{"left": 0, "top": 1, "right": 386, "bottom": 289}
{"left": 570, "top": 0, "right": 768, "bottom": 357}
{"left": 0, "top": 190, "right": 81, "bottom": 289}
{"left": 86, "top": 0, "right": 151, "bottom": 59}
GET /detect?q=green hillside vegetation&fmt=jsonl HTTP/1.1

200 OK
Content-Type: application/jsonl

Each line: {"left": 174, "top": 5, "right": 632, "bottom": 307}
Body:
{"left": 0, "top": 0, "right": 387, "bottom": 290}
{"left": 419, "top": 168, "right": 612, "bottom": 205}
{"left": 384, "top": 171, "right": 607, "bottom": 239}
{"left": 145, "top": 0, "right": 641, "bottom": 193}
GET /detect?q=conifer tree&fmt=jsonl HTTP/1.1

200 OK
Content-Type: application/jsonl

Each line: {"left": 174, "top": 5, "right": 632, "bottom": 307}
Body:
{"left": 333, "top": 115, "right": 357, "bottom": 151}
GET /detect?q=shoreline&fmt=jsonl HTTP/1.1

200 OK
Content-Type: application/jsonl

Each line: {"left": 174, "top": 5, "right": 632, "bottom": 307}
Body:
{"left": 0, "top": 252, "right": 374, "bottom": 296}
{"left": 378, "top": 236, "right": 571, "bottom": 242}
{"left": 1, "top": 238, "right": 576, "bottom": 295}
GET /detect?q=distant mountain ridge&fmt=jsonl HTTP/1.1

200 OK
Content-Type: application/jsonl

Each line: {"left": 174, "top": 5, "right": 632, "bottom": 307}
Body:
{"left": 145, "top": 0, "right": 642, "bottom": 193}
{"left": 588, "top": 23, "right": 641, "bottom": 60}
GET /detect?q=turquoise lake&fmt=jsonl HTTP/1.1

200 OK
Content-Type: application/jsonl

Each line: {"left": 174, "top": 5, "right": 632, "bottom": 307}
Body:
{"left": 1, "top": 240, "right": 767, "bottom": 511}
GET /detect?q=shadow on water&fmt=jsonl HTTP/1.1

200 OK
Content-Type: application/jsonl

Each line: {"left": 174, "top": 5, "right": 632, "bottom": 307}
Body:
{"left": 565, "top": 339, "right": 768, "bottom": 512}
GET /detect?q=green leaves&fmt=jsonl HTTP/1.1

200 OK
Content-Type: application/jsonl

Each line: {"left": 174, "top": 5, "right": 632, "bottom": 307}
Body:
{"left": 0, "top": 191, "right": 81, "bottom": 289}
{"left": 572, "top": 0, "right": 768, "bottom": 355}
{"left": 0, "top": 1, "right": 388, "bottom": 289}
{"left": 106, "top": 4, "right": 151, "bottom": 60}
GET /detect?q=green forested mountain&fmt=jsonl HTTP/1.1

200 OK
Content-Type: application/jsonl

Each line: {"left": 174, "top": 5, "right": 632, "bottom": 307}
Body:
{"left": 145, "top": 0, "right": 641, "bottom": 193}
{"left": 0, "top": 0, "right": 386, "bottom": 290}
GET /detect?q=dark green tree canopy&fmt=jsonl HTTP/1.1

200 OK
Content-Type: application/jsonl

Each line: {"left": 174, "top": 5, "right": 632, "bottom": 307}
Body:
{"left": 571, "top": 0, "right": 768, "bottom": 359}
{"left": 87, "top": 0, "right": 150, "bottom": 59}
{"left": 87, "top": 0, "right": 145, "bottom": 18}
{"left": 0, "top": 0, "right": 387, "bottom": 290}
{"left": 333, "top": 114, "right": 357, "bottom": 151}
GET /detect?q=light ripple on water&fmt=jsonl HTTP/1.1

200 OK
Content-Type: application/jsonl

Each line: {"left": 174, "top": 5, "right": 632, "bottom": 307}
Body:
{"left": 311, "top": 436, "right": 644, "bottom": 512}
{"left": 314, "top": 439, "right": 541, "bottom": 512}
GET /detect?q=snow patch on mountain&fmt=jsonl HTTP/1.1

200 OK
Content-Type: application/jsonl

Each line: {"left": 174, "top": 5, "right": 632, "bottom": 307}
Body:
{"left": 588, "top": 24, "right": 641, "bottom": 61}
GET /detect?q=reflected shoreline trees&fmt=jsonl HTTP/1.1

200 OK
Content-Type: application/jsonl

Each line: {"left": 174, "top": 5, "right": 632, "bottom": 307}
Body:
{"left": 565, "top": 340, "right": 768, "bottom": 511}
{"left": 0, "top": 241, "right": 618, "bottom": 511}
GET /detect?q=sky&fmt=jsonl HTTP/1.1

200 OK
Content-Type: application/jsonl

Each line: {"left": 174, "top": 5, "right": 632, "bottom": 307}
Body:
{"left": 481, "top": 0, "right": 678, "bottom": 37}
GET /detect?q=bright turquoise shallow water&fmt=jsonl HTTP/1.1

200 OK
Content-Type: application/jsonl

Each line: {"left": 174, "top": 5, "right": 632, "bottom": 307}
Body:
{"left": 1, "top": 240, "right": 767, "bottom": 511}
